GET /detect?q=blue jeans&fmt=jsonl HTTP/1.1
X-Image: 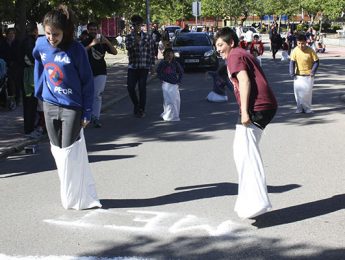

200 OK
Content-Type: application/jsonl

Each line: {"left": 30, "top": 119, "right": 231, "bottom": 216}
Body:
{"left": 127, "top": 68, "right": 149, "bottom": 113}
{"left": 43, "top": 102, "right": 82, "bottom": 148}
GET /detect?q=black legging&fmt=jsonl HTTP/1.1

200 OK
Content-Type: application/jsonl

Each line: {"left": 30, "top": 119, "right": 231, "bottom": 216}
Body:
{"left": 271, "top": 45, "right": 280, "bottom": 59}
{"left": 43, "top": 102, "right": 82, "bottom": 148}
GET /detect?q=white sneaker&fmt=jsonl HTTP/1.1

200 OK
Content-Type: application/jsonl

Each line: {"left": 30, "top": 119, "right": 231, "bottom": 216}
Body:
{"left": 295, "top": 109, "right": 303, "bottom": 114}
{"left": 304, "top": 109, "right": 314, "bottom": 114}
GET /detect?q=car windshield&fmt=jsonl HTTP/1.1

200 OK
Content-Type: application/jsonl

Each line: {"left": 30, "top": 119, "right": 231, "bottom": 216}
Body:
{"left": 165, "top": 27, "right": 180, "bottom": 33}
{"left": 243, "top": 27, "right": 257, "bottom": 33}
{"left": 174, "top": 34, "right": 211, "bottom": 47}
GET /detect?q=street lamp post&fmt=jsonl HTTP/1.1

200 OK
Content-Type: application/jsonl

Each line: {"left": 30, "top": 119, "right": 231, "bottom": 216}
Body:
{"left": 146, "top": 0, "right": 151, "bottom": 33}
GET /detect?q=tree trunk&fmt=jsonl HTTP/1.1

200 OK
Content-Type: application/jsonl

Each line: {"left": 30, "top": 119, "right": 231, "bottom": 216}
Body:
{"left": 319, "top": 17, "right": 323, "bottom": 34}
{"left": 15, "top": 0, "right": 27, "bottom": 42}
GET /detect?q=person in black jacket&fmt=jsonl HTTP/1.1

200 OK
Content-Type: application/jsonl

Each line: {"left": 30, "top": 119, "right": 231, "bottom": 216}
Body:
{"left": 271, "top": 30, "right": 283, "bottom": 60}
{"left": 0, "top": 28, "right": 21, "bottom": 110}
{"left": 151, "top": 23, "right": 161, "bottom": 59}
{"left": 21, "top": 22, "right": 46, "bottom": 137}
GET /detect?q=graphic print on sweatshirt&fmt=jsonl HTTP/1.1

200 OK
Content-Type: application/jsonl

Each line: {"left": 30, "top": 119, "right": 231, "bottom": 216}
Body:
{"left": 41, "top": 53, "right": 73, "bottom": 95}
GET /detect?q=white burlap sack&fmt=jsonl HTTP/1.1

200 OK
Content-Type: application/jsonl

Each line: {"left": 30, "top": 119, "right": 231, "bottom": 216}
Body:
{"left": 161, "top": 81, "right": 181, "bottom": 121}
{"left": 233, "top": 124, "right": 271, "bottom": 219}
{"left": 50, "top": 129, "right": 102, "bottom": 210}
{"left": 206, "top": 91, "right": 228, "bottom": 102}
{"left": 281, "top": 51, "right": 289, "bottom": 61}
{"left": 294, "top": 75, "right": 314, "bottom": 111}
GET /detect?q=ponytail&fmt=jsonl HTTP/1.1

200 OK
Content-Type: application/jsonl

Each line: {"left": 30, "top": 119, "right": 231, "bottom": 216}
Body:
{"left": 43, "top": 4, "right": 75, "bottom": 50}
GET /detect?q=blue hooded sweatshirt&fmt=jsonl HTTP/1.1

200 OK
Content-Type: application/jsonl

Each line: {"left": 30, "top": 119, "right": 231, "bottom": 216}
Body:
{"left": 33, "top": 36, "right": 94, "bottom": 121}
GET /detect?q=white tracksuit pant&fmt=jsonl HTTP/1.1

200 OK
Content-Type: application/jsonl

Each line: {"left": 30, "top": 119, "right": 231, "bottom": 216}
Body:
{"left": 50, "top": 129, "right": 101, "bottom": 210}
{"left": 233, "top": 124, "right": 271, "bottom": 219}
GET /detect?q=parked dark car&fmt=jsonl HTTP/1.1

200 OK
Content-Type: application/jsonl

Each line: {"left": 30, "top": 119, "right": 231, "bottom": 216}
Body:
{"left": 172, "top": 32, "right": 219, "bottom": 70}
{"left": 164, "top": 25, "right": 181, "bottom": 40}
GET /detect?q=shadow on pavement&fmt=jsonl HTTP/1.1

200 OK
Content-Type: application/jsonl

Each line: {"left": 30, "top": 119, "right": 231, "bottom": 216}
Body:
{"left": 100, "top": 182, "right": 300, "bottom": 209}
{"left": 252, "top": 193, "right": 345, "bottom": 229}
{"left": 79, "top": 233, "right": 345, "bottom": 259}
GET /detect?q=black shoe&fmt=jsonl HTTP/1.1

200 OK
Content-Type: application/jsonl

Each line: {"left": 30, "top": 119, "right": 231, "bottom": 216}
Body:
{"left": 138, "top": 109, "right": 145, "bottom": 118}
{"left": 134, "top": 111, "right": 141, "bottom": 118}
{"left": 8, "top": 99, "right": 17, "bottom": 111}
{"left": 93, "top": 118, "right": 102, "bottom": 128}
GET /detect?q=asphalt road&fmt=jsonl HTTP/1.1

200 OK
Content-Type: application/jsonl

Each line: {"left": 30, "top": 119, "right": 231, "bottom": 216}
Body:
{"left": 1, "top": 51, "right": 345, "bottom": 259}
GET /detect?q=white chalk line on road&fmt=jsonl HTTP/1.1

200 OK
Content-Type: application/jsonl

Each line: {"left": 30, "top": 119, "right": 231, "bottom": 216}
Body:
{"left": 0, "top": 255, "right": 152, "bottom": 260}
{"left": 43, "top": 209, "right": 245, "bottom": 237}
{"left": 2, "top": 210, "right": 245, "bottom": 260}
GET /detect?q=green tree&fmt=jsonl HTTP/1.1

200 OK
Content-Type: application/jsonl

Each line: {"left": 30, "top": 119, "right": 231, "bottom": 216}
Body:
{"left": 201, "top": 0, "right": 257, "bottom": 26}
{"left": 322, "top": 0, "right": 345, "bottom": 20}
{"left": 253, "top": 0, "right": 300, "bottom": 29}
{"left": 2, "top": 0, "right": 345, "bottom": 37}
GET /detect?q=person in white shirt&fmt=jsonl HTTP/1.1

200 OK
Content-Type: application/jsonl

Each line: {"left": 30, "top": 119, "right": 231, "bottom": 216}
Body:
{"left": 245, "top": 29, "right": 254, "bottom": 46}
{"left": 236, "top": 24, "right": 243, "bottom": 38}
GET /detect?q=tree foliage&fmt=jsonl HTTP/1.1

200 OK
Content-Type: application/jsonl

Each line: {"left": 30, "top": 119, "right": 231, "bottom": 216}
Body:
{"left": 1, "top": 0, "right": 345, "bottom": 33}
{"left": 322, "top": 0, "right": 345, "bottom": 19}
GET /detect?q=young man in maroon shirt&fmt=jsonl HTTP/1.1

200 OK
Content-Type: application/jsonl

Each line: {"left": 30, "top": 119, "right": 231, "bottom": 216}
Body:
{"left": 215, "top": 27, "right": 277, "bottom": 219}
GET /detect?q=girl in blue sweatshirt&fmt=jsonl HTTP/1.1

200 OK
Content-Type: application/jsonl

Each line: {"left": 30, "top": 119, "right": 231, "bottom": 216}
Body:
{"left": 33, "top": 5, "right": 101, "bottom": 210}
{"left": 156, "top": 48, "right": 183, "bottom": 121}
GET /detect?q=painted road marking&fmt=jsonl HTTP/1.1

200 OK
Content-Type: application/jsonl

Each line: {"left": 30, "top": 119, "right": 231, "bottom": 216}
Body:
{"left": 44, "top": 209, "right": 243, "bottom": 237}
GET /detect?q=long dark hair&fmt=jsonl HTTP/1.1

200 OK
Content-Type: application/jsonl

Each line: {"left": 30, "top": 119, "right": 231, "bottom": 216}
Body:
{"left": 43, "top": 4, "right": 75, "bottom": 50}
{"left": 214, "top": 27, "right": 239, "bottom": 47}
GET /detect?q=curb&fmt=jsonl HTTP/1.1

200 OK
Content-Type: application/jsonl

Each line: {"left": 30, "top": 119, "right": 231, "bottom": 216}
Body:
{"left": 0, "top": 135, "right": 48, "bottom": 159}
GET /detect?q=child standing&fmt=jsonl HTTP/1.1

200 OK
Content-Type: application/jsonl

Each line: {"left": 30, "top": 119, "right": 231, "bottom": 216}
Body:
{"left": 249, "top": 34, "right": 264, "bottom": 65}
{"left": 289, "top": 34, "right": 319, "bottom": 113}
{"left": 239, "top": 36, "right": 247, "bottom": 50}
{"left": 156, "top": 48, "right": 183, "bottom": 121}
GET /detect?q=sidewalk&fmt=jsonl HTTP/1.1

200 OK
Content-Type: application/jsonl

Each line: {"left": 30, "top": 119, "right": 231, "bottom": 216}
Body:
{"left": 0, "top": 51, "right": 156, "bottom": 159}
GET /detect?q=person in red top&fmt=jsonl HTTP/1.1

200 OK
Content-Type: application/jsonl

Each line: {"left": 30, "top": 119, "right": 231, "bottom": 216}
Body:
{"left": 238, "top": 36, "right": 247, "bottom": 50}
{"left": 215, "top": 27, "right": 277, "bottom": 219}
{"left": 250, "top": 34, "right": 264, "bottom": 56}
{"left": 249, "top": 34, "right": 264, "bottom": 65}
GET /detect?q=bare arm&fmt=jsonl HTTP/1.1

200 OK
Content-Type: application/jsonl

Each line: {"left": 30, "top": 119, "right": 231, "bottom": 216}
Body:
{"left": 84, "top": 38, "right": 99, "bottom": 51}
{"left": 85, "top": 36, "right": 118, "bottom": 55}
{"left": 237, "top": 70, "right": 251, "bottom": 126}
{"left": 102, "top": 36, "right": 118, "bottom": 55}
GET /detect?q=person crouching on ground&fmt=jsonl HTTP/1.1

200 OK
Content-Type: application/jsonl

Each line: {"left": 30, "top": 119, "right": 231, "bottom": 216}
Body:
{"left": 156, "top": 48, "right": 183, "bottom": 121}
{"left": 33, "top": 5, "right": 101, "bottom": 210}
{"left": 206, "top": 64, "right": 233, "bottom": 102}
{"left": 215, "top": 27, "right": 278, "bottom": 219}
{"left": 289, "top": 34, "right": 319, "bottom": 114}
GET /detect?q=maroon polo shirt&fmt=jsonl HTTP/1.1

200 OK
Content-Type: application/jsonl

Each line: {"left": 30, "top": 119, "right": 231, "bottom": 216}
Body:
{"left": 227, "top": 47, "right": 277, "bottom": 112}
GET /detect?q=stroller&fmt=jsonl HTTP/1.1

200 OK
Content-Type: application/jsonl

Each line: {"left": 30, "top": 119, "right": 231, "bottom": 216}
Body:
{"left": 0, "top": 58, "right": 8, "bottom": 108}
